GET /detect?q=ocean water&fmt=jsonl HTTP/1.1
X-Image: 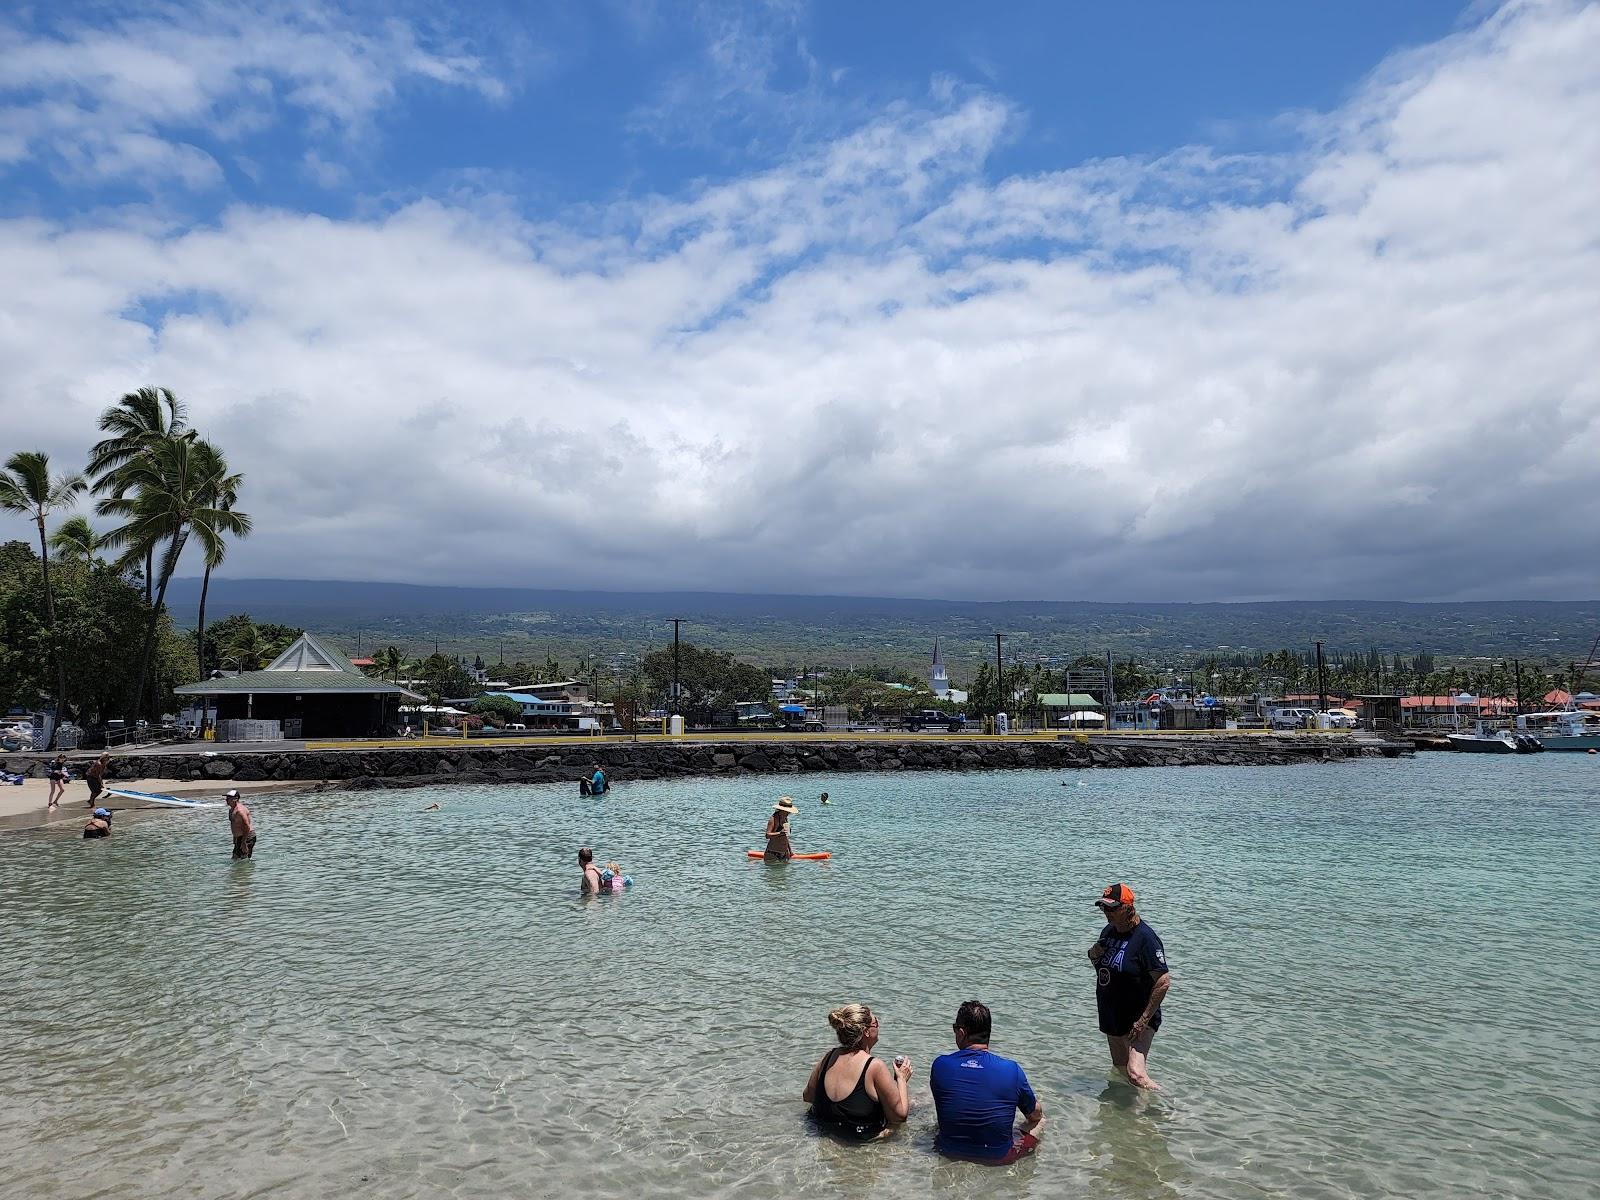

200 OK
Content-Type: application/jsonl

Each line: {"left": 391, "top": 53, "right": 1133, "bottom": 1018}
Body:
{"left": 1, "top": 755, "right": 1596, "bottom": 1200}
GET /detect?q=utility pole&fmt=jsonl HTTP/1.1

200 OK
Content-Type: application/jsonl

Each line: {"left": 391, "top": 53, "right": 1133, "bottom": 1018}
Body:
{"left": 1513, "top": 659, "right": 1524, "bottom": 715}
{"left": 671, "top": 618, "right": 682, "bottom": 719}
{"left": 1315, "top": 640, "right": 1328, "bottom": 718}
{"left": 994, "top": 633, "right": 1005, "bottom": 718}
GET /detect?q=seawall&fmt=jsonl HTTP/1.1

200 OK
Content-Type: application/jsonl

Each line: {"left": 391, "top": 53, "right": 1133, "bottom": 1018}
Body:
{"left": 3, "top": 735, "right": 1408, "bottom": 790}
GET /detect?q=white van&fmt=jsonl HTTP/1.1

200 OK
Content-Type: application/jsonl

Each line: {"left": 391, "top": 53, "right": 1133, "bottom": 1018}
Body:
{"left": 1267, "top": 707, "right": 1317, "bottom": 730}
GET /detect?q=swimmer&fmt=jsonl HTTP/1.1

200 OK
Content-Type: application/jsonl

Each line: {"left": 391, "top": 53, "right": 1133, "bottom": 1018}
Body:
{"left": 579, "top": 846, "right": 626, "bottom": 894}
{"left": 820, "top": 792, "right": 831, "bottom": 806}
{"left": 82, "top": 808, "right": 112, "bottom": 839}
{"left": 422, "top": 802, "right": 442, "bottom": 811}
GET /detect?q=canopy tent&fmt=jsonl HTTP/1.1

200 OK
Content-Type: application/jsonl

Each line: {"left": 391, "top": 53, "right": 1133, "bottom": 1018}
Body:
{"left": 1057, "top": 710, "right": 1106, "bottom": 725}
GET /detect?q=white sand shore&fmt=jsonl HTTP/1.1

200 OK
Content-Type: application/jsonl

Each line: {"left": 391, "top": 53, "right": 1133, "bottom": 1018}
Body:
{"left": 0, "top": 777, "right": 310, "bottom": 831}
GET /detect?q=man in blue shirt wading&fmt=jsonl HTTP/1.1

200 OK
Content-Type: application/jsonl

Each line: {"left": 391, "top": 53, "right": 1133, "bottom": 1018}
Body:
{"left": 1089, "top": 882, "right": 1172, "bottom": 1090}
{"left": 929, "top": 1000, "right": 1045, "bottom": 1164}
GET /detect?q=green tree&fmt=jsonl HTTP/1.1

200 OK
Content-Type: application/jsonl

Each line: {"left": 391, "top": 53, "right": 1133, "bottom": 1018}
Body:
{"left": 469, "top": 694, "right": 523, "bottom": 724}
{"left": 0, "top": 451, "right": 87, "bottom": 739}
{"left": 87, "top": 386, "right": 189, "bottom": 606}
{"left": 219, "top": 621, "right": 274, "bottom": 671}
{"left": 371, "top": 645, "right": 407, "bottom": 682}
{"left": 98, "top": 435, "right": 250, "bottom": 721}
{"left": 49, "top": 515, "right": 103, "bottom": 565}
{"left": 641, "top": 642, "right": 769, "bottom": 724}
{"left": 191, "top": 444, "right": 250, "bottom": 682}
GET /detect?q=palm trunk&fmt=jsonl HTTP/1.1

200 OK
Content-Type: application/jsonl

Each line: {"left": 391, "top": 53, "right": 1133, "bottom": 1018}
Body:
{"left": 196, "top": 560, "right": 212, "bottom": 733}
{"left": 145, "top": 546, "right": 153, "bottom": 606}
{"left": 36, "top": 517, "right": 68, "bottom": 748}
{"left": 133, "top": 531, "right": 185, "bottom": 727}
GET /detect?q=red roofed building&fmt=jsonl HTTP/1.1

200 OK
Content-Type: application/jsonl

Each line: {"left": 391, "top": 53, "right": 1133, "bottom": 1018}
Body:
{"left": 1400, "top": 695, "right": 1514, "bottom": 728}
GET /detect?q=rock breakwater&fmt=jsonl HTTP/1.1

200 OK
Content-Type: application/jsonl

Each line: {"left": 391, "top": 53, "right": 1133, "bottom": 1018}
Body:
{"left": 3, "top": 735, "right": 1407, "bottom": 790}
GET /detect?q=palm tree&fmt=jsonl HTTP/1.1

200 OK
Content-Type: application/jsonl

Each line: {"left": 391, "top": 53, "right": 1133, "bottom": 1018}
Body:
{"left": 49, "top": 514, "right": 103, "bottom": 564}
{"left": 191, "top": 444, "right": 249, "bottom": 683}
{"left": 375, "top": 645, "right": 407, "bottom": 683}
{"left": 99, "top": 436, "right": 250, "bottom": 723}
{"left": 88, "top": 386, "right": 189, "bottom": 604}
{"left": 0, "top": 451, "right": 87, "bottom": 742}
{"left": 222, "top": 624, "right": 270, "bottom": 672}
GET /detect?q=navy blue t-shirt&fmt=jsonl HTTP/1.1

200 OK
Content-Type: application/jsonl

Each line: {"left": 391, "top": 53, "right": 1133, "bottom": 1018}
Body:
{"left": 929, "top": 1047, "right": 1038, "bottom": 1160}
{"left": 1093, "top": 920, "right": 1169, "bottom": 1037}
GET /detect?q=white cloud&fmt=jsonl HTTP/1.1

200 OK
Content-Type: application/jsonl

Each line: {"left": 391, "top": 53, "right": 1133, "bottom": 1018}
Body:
{"left": 1, "top": 0, "right": 1597, "bottom": 601}
{"left": 0, "top": 1, "right": 501, "bottom": 187}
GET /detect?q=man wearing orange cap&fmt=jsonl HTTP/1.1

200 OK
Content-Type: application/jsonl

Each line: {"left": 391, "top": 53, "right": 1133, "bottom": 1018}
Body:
{"left": 1088, "top": 882, "right": 1170, "bottom": 1089}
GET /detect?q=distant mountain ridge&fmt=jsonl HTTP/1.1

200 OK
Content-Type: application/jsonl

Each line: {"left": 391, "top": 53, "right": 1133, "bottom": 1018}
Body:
{"left": 161, "top": 577, "right": 1600, "bottom": 667}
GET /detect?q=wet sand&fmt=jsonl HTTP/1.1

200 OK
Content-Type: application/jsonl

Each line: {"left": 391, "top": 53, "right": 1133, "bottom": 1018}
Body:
{"left": 0, "top": 777, "right": 308, "bottom": 831}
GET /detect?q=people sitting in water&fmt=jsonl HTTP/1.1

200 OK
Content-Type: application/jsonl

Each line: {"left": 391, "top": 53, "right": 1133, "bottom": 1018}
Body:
{"left": 930, "top": 1000, "right": 1045, "bottom": 1164}
{"left": 764, "top": 796, "right": 798, "bottom": 861}
{"left": 82, "top": 807, "right": 112, "bottom": 839}
{"left": 578, "top": 847, "right": 629, "bottom": 894}
{"left": 803, "top": 1003, "right": 912, "bottom": 1141}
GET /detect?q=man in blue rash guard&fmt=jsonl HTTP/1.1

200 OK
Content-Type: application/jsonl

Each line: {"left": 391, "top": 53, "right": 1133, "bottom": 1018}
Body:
{"left": 929, "top": 1000, "right": 1045, "bottom": 1164}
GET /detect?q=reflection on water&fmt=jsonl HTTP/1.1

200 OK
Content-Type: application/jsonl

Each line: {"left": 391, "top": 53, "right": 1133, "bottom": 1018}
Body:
{"left": 1, "top": 757, "right": 1597, "bottom": 1198}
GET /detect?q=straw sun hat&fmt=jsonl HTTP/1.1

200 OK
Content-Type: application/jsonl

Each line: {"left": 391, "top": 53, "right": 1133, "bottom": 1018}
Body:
{"left": 773, "top": 796, "right": 799, "bottom": 814}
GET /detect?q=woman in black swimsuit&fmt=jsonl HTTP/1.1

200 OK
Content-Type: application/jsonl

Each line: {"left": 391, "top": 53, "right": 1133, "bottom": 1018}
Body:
{"left": 802, "top": 1003, "right": 912, "bottom": 1140}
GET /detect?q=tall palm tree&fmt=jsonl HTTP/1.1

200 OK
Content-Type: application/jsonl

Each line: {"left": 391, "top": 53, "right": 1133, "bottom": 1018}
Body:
{"left": 0, "top": 451, "right": 87, "bottom": 743}
{"left": 99, "top": 436, "right": 250, "bottom": 723}
{"left": 49, "top": 514, "right": 103, "bottom": 564}
{"left": 375, "top": 645, "right": 407, "bottom": 683}
{"left": 88, "top": 386, "right": 189, "bottom": 604}
{"left": 191, "top": 443, "right": 249, "bottom": 683}
{"left": 222, "top": 624, "right": 270, "bottom": 672}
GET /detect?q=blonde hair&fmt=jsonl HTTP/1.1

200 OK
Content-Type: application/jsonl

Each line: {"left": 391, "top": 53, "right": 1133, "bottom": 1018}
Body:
{"left": 827, "top": 1003, "right": 874, "bottom": 1047}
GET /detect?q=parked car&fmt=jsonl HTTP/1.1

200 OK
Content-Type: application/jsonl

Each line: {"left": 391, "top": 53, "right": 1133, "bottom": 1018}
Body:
{"left": 1267, "top": 707, "right": 1317, "bottom": 730}
{"left": 905, "top": 709, "right": 967, "bottom": 732}
{"left": 1322, "top": 709, "right": 1358, "bottom": 728}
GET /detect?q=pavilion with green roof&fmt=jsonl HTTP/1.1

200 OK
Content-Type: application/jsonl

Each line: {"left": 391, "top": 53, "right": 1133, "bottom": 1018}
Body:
{"left": 174, "top": 632, "right": 422, "bottom": 739}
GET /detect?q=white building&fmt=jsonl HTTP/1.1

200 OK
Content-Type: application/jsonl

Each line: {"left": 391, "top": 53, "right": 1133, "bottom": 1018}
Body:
{"left": 931, "top": 641, "right": 949, "bottom": 697}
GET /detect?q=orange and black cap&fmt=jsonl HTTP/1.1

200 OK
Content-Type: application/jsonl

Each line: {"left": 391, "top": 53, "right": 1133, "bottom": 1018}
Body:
{"left": 1095, "top": 882, "right": 1136, "bottom": 911}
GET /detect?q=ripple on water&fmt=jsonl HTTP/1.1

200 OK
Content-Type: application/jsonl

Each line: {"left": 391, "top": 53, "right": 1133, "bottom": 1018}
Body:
{"left": 1, "top": 759, "right": 1597, "bottom": 1199}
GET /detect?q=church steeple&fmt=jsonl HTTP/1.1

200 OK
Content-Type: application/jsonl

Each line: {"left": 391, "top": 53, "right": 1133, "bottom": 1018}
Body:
{"left": 931, "top": 640, "right": 949, "bottom": 696}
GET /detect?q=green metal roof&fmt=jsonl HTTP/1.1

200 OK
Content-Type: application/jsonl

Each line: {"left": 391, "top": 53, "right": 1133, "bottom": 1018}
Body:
{"left": 176, "top": 632, "right": 422, "bottom": 698}
{"left": 1038, "top": 692, "right": 1101, "bottom": 707}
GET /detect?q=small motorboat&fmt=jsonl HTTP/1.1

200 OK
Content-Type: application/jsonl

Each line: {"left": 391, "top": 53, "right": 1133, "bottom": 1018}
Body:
{"left": 1446, "top": 721, "right": 1525, "bottom": 754}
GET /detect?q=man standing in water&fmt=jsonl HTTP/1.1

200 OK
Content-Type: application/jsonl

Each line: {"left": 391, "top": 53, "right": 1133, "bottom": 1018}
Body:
{"left": 590, "top": 765, "right": 607, "bottom": 795}
{"left": 1088, "top": 883, "right": 1171, "bottom": 1089}
{"left": 224, "top": 789, "right": 256, "bottom": 859}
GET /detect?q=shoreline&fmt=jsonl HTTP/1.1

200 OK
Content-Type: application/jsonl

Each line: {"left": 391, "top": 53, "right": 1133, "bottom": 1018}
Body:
{"left": 0, "top": 778, "right": 311, "bottom": 833}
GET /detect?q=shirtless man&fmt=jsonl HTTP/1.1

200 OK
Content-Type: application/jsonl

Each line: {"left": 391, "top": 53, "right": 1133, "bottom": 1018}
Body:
{"left": 225, "top": 790, "right": 257, "bottom": 858}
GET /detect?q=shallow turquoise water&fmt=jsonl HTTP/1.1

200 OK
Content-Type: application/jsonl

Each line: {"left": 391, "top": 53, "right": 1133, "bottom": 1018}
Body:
{"left": 2, "top": 755, "right": 1597, "bottom": 1199}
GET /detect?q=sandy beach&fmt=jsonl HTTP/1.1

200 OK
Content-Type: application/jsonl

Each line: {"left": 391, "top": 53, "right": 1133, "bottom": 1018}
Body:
{"left": 0, "top": 776, "right": 309, "bottom": 832}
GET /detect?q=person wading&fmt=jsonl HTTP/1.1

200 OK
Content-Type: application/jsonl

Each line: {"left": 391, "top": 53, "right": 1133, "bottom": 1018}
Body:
{"left": 1088, "top": 883, "right": 1171, "bottom": 1089}
{"left": 764, "top": 796, "right": 798, "bottom": 861}
{"left": 225, "top": 790, "right": 257, "bottom": 859}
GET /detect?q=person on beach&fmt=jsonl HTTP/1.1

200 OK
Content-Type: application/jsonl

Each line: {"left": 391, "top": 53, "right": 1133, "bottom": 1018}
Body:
{"left": 930, "top": 1000, "right": 1045, "bottom": 1164}
{"left": 84, "top": 753, "right": 109, "bottom": 807}
{"left": 82, "top": 807, "right": 112, "bottom": 839}
{"left": 46, "top": 754, "right": 68, "bottom": 810}
{"left": 1089, "top": 883, "right": 1171, "bottom": 1090}
{"left": 225, "top": 790, "right": 256, "bottom": 859}
{"left": 764, "top": 796, "right": 798, "bottom": 861}
{"left": 802, "top": 1003, "right": 912, "bottom": 1140}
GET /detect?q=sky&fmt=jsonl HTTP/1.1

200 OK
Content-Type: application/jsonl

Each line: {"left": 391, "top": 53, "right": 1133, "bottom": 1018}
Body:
{"left": 0, "top": 0, "right": 1596, "bottom": 602}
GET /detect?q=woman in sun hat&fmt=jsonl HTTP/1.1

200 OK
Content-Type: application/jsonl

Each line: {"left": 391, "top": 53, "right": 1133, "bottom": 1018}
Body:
{"left": 1087, "top": 882, "right": 1171, "bottom": 1089}
{"left": 764, "top": 796, "right": 799, "bottom": 861}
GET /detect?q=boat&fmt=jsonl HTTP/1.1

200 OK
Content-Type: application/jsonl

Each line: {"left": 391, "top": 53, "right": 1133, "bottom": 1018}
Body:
{"left": 1516, "top": 709, "right": 1600, "bottom": 751}
{"left": 1446, "top": 721, "right": 1540, "bottom": 753}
